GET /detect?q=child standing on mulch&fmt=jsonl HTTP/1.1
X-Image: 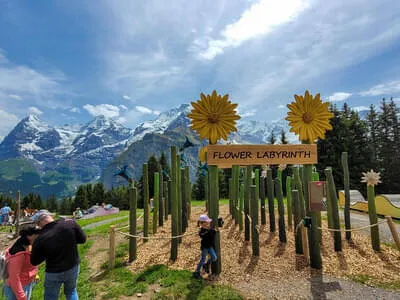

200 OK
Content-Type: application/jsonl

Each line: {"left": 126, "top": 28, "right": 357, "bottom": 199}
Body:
{"left": 193, "top": 214, "right": 217, "bottom": 279}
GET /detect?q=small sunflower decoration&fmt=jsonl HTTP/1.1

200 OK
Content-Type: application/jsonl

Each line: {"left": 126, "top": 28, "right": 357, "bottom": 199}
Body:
{"left": 199, "top": 146, "right": 208, "bottom": 163}
{"left": 187, "top": 90, "right": 240, "bottom": 145}
{"left": 286, "top": 90, "right": 334, "bottom": 143}
{"left": 361, "top": 170, "right": 382, "bottom": 186}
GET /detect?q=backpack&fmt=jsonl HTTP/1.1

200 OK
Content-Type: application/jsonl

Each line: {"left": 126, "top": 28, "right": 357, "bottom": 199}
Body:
{"left": 0, "top": 251, "right": 9, "bottom": 281}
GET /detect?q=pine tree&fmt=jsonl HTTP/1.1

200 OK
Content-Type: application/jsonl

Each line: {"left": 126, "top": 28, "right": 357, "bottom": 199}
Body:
{"left": 86, "top": 183, "right": 94, "bottom": 206}
{"left": 280, "top": 129, "right": 288, "bottom": 144}
{"left": 46, "top": 194, "right": 58, "bottom": 212}
{"left": 147, "top": 155, "right": 161, "bottom": 198}
{"left": 159, "top": 152, "right": 170, "bottom": 180}
{"left": 366, "top": 104, "right": 379, "bottom": 168}
{"left": 192, "top": 161, "right": 206, "bottom": 200}
{"left": 269, "top": 132, "right": 276, "bottom": 144}
{"left": 93, "top": 182, "right": 105, "bottom": 205}
{"left": 74, "top": 185, "right": 87, "bottom": 209}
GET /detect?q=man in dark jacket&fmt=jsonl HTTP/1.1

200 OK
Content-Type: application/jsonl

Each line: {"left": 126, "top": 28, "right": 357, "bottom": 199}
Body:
{"left": 31, "top": 213, "right": 86, "bottom": 300}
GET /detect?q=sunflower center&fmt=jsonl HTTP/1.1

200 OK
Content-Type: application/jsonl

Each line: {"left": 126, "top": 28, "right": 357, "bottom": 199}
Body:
{"left": 208, "top": 113, "right": 219, "bottom": 124}
{"left": 302, "top": 112, "right": 313, "bottom": 124}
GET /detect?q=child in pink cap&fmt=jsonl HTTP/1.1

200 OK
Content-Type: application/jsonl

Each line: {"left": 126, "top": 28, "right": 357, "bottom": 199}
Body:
{"left": 193, "top": 214, "right": 217, "bottom": 279}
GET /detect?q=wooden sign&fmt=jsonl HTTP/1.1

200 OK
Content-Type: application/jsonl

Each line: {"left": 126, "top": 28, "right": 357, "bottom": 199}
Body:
{"left": 207, "top": 144, "right": 317, "bottom": 168}
{"left": 308, "top": 181, "right": 327, "bottom": 212}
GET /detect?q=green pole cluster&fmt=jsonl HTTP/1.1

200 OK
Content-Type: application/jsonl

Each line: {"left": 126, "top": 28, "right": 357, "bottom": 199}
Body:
{"left": 170, "top": 146, "right": 179, "bottom": 261}
{"left": 164, "top": 181, "right": 169, "bottom": 221}
{"left": 181, "top": 168, "right": 188, "bottom": 233}
{"left": 143, "top": 163, "right": 149, "bottom": 243}
{"left": 311, "top": 167, "right": 322, "bottom": 241}
{"left": 244, "top": 166, "right": 252, "bottom": 241}
{"left": 341, "top": 152, "right": 351, "bottom": 240}
{"left": 292, "top": 190, "right": 303, "bottom": 254}
{"left": 260, "top": 176, "right": 266, "bottom": 225}
{"left": 159, "top": 172, "right": 164, "bottom": 227}
{"left": 167, "top": 179, "right": 172, "bottom": 216}
{"left": 128, "top": 187, "right": 137, "bottom": 262}
{"left": 367, "top": 185, "right": 380, "bottom": 251}
{"left": 275, "top": 178, "right": 287, "bottom": 243}
{"left": 266, "top": 168, "right": 276, "bottom": 233}
{"left": 250, "top": 185, "right": 260, "bottom": 256}
{"left": 286, "top": 176, "right": 293, "bottom": 230}
{"left": 209, "top": 165, "right": 221, "bottom": 274}
{"left": 325, "top": 168, "right": 342, "bottom": 252}
{"left": 205, "top": 173, "right": 209, "bottom": 211}
{"left": 153, "top": 172, "right": 159, "bottom": 234}
{"left": 232, "top": 165, "right": 240, "bottom": 225}
{"left": 239, "top": 182, "right": 244, "bottom": 231}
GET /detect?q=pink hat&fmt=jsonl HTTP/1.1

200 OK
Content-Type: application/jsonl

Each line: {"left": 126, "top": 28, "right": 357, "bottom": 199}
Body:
{"left": 199, "top": 214, "right": 212, "bottom": 222}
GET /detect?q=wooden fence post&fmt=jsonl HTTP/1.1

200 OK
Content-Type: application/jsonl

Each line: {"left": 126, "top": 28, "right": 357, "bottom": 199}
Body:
{"left": 109, "top": 225, "right": 116, "bottom": 269}
{"left": 143, "top": 163, "right": 149, "bottom": 243}
{"left": 386, "top": 216, "right": 400, "bottom": 251}
{"left": 129, "top": 187, "right": 137, "bottom": 262}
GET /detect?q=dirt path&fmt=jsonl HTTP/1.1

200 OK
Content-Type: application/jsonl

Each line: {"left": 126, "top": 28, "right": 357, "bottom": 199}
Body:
{"left": 82, "top": 215, "right": 129, "bottom": 230}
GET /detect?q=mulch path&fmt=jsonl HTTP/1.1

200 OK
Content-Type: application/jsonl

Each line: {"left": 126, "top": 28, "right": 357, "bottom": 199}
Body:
{"left": 116, "top": 204, "right": 400, "bottom": 299}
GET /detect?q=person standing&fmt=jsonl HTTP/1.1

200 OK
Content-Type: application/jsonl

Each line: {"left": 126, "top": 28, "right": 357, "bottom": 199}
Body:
{"left": 30, "top": 213, "right": 86, "bottom": 300}
{"left": 3, "top": 225, "right": 41, "bottom": 300}
{"left": 1, "top": 202, "right": 11, "bottom": 226}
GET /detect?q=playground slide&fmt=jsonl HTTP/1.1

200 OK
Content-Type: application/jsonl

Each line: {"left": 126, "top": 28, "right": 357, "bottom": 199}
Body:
{"left": 339, "top": 190, "right": 400, "bottom": 219}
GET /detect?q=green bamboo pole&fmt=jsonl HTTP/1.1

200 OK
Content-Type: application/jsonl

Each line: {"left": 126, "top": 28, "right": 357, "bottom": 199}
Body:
{"left": 277, "top": 169, "right": 283, "bottom": 189}
{"left": 185, "top": 166, "right": 191, "bottom": 221}
{"left": 244, "top": 166, "right": 252, "bottom": 241}
{"left": 164, "top": 181, "right": 169, "bottom": 221}
{"left": 305, "top": 164, "right": 322, "bottom": 269}
{"left": 367, "top": 184, "right": 380, "bottom": 251}
{"left": 167, "top": 179, "right": 172, "bottom": 215}
{"left": 293, "top": 167, "right": 305, "bottom": 218}
{"left": 232, "top": 165, "right": 240, "bottom": 224}
{"left": 128, "top": 187, "right": 137, "bottom": 262}
{"left": 286, "top": 176, "right": 293, "bottom": 230}
{"left": 250, "top": 185, "right": 260, "bottom": 256}
{"left": 275, "top": 178, "right": 287, "bottom": 243}
{"left": 170, "top": 146, "right": 179, "bottom": 261}
{"left": 311, "top": 168, "right": 322, "bottom": 242}
{"left": 325, "top": 168, "right": 342, "bottom": 252}
{"left": 181, "top": 168, "right": 188, "bottom": 233}
{"left": 341, "top": 152, "right": 351, "bottom": 240}
{"left": 176, "top": 156, "right": 182, "bottom": 242}
{"left": 255, "top": 169, "right": 260, "bottom": 202}
{"left": 159, "top": 172, "right": 164, "bottom": 227}
{"left": 260, "top": 176, "right": 266, "bottom": 225}
{"left": 239, "top": 182, "right": 244, "bottom": 231}
{"left": 153, "top": 172, "right": 159, "bottom": 234}
{"left": 143, "top": 163, "right": 149, "bottom": 243}
{"left": 205, "top": 173, "right": 209, "bottom": 211}
{"left": 292, "top": 190, "right": 303, "bottom": 254}
{"left": 229, "top": 178, "right": 233, "bottom": 217}
{"left": 209, "top": 165, "right": 221, "bottom": 274}
{"left": 266, "top": 168, "right": 276, "bottom": 233}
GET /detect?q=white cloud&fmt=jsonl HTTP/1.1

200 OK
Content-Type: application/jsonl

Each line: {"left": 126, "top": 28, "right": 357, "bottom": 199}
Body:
{"left": 119, "top": 105, "right": 128, "bottom": 110}
{"left": 359, "top": 80, "right": 400, "bottom": 96}
{"left": 135, "top": 106, "right": 153, "bottom": 114}
{"left": 277, "top": 104, "right": 285, "bottom": 109}
{"left": 353, "top": 106, "right": 370, "bottom": 112}
{"left": 28, "top": 106, "right": 43, "bottom": 115}
{"left": 196, "top": 0, "right": 310, "bottom": 60}
{"left": 0, "top": 109, "right": 19, "bottom": 142}
{"left": 70, "top": 107, "right": 80, "bottom": 113}
{"left": 240, "top": 109, "right": 257, "bottom": 117}
{"left": 8, "top": 94, "right": 22, "bottom": 100}
{"left": 122, "top": 95, "right": 131, "bottom": 100}
{"left": 83, "top": 104, "right": 120, "bottom": 118}
{"left": 327, "top": 92, "right": 352, "bottom": 102}
{"left": 153, "top": 110, "right": 161, "bottom": 115}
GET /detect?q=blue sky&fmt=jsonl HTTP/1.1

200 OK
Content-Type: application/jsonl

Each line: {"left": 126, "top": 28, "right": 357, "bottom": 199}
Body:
{"left": 0, "top": 0, "right": 400, "bottom": 140}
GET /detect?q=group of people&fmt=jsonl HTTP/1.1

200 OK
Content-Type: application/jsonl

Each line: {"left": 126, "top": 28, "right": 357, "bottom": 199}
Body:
{"left": 3, "top": 212, "right": 86, "bottom": 300}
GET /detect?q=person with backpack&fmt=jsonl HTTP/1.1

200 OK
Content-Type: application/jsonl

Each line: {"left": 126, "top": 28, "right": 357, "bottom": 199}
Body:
{"left": 3, "top": 224, "right": 41, "bottom": 300}
{"left": 31, "top": 212, "right": 86, "bottom": 300}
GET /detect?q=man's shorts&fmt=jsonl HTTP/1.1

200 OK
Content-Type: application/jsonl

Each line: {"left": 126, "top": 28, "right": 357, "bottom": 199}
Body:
{"left": 2, "top": 214, "right": 9, "bottom": 224}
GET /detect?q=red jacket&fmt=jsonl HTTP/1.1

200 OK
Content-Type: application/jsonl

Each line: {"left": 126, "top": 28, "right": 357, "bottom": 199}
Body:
{"left": 5, "top": 249, "right": 38, "bottom": 300}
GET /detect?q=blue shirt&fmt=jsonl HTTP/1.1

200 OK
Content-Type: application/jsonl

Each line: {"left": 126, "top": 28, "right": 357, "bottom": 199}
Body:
{"left": 0, "top": 206, "right": 11, "bottom": 215}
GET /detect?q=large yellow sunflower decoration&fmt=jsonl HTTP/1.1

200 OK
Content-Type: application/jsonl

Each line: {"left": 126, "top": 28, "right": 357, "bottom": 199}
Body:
{"left": 286, "top": 90, "right": 334, "bottom": 143}
{"left": 188, "top": 90, "right": 240, "bottom": 145}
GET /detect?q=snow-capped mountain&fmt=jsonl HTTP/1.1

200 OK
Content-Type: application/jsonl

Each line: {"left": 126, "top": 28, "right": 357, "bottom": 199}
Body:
{"left": 0, "top": 104, "right": 296, "bottom": 197}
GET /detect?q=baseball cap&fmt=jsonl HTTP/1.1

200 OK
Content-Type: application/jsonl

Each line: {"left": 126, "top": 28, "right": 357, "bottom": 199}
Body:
{"left": 198, "top": 214, "right": 212, "bottom": 222}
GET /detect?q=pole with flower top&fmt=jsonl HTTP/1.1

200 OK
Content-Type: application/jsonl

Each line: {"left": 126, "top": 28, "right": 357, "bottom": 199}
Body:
{"left": 286, "top": 90, "right": 334, "bottom": 269}
{"left": 188, "top": 90, "right": 241, "bottom": 275}
{"left": 361, "top": 170, "right": 381, "bottom": 251}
